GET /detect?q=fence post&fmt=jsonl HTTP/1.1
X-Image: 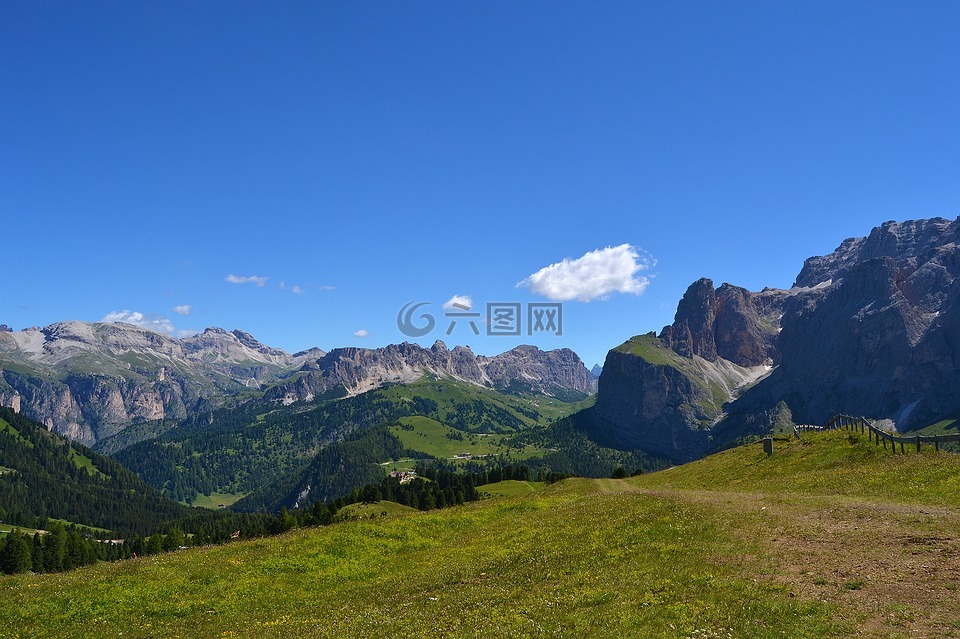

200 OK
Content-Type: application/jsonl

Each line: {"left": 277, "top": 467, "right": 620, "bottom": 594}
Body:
{"left": 935, "top": 438, "right": 940, "bottom": 452}
{"left": 882, "top": 436, "right": 887, "bottom": 449}
{"left": 900, "top": 441, "right": 905, "bottom": 454}
{"left": 916, "top": 436, "right": 921, "bottom": 453}
{"left": 763, "top": 437, "right": 774, "bottom": 456}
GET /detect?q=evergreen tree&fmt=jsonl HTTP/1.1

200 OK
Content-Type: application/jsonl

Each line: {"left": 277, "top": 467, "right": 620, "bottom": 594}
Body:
{"left": 44, "top": 526, "right": 66, "bottom": 572}
{"left": 162, "top": 527, "right": 185, "bottom": 551}
{"left": 31, "top": 533, "right": 45, "bottom": 573}
{"left": 0, "top": 531, "right": 32, "bottom": 574}
{"left": 145, "top": 534, "right": 163, "bottom": 556}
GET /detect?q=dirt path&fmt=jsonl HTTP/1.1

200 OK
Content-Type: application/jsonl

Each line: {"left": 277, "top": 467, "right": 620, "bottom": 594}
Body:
{"left": 647, "top": 488, "right": 960, "bottom": 638}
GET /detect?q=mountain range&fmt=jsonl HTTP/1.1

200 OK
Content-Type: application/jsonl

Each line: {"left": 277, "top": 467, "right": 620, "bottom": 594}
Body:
{"left": 0, "top": 324, "right": 592, "bottom": 445}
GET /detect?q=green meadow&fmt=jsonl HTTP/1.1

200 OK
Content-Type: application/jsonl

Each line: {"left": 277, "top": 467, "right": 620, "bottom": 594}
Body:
{"left": 4, "top": 430, "right": 960, "bottom": 638}
{"left": 390, "top": 415, "right": 547, "bottom": 461}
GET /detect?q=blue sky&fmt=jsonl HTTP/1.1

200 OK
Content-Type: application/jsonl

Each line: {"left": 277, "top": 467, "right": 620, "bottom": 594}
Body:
{"left": 3, "top": 2, "right": 959, "bottom": 368}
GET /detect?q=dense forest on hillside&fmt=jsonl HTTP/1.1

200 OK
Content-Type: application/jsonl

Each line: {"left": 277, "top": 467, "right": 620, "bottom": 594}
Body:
{"left": 113, "top": 389, "right": 432, "bottom": 502}
{"left": 0, "top": 408, "right": 191, "bottom": 535}
{"left": 112, "top": 379, "right": 584, "bottom": 504}
{"left": 232, "top": 422, "right": 413, "bottom": 512}
{"left": 506, "top": 409, "right": 671, "bottom": 477}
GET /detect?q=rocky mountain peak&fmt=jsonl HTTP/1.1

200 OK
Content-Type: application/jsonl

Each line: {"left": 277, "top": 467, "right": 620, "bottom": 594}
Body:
{"left": 661, "top": 278, "right": 718, "bottom": 360}
{"left": 0, "top": 321, "right": 327, "bottom": 443}
{"left": 292, "top": 347, "right": 326, "bottom": 359}
{"left": 658, "top": 279, "right": 784, "bottom": 367}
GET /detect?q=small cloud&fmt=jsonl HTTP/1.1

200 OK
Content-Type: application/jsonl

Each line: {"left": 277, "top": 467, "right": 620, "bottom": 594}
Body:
{"left": 172, "top": 304, "right": 192, "bottom": 316}
{"left": 318, "top": 285, "right": 336, "bottom": 291}
{"left": 279, "top": 281, "right": 286, "bottom": 289}
{"left": 100, "top": 310, "right": 178, "bottom": 336}
{"left": 518, "top": 244, "right": 654, "bottom": 302}
{"left": 291, "top": 285, "right": 304, "bottom": 295}
{"left": 354, "top": 329, "right": 370, "bottom": 338}
{"left": 443, "top": 294, "right": 474, "bottom": 311}
{"left": 226, "top": 274, "right": 268, "bottom": 287}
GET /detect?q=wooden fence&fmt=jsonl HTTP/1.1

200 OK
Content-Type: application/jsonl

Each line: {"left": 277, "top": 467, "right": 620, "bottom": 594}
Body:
{"left": 820, "top": 414, "right": 960, "bottom": 453}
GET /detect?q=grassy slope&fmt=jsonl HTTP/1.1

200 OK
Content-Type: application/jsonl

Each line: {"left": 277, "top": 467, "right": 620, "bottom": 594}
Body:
{"left": 635, "top": 429, "right": 960, "bottom": 506}
{"left": 8, "top": 429, "right": 960, "bottom": 637}
{"left": 908, "top": 417, "right": 959, "bottom": 436}
{"left": 478, "top": 479, "right": 545, "bottom": 498}
{"left": 190, "top": 491, "right": 248, "bottom": 510}
{"left": 391, "top": 415, "right": 546, "bottom": 461}
{"left": 333, "top": 500, "right": 419, "bottom": 522}
{"left": 376, "top": 377, "right": 594, "bottom": 430}
{"left": 0, "top": 480, "right": 839, "bottom": 639}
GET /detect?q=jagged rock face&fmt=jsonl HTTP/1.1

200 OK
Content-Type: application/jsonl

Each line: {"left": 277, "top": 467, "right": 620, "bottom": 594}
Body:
{"left": 744, "top": 217, "right": 960, "bottom": 429}
{"left": 0, "top": 321, "right": 324, "bottom": 444}
{"left": 659, "top": 280, "right": 785, "bottom": 367}
{"left": 265, "top": 342, "right": 484, "bottom": 403}
{"left": 479, "top": 345, "right": 594, "bottom": 397}
{"left": 661, "top": 278, "right": 718, "bottom": 360}
{"left": 594, "top": 215, "right": 960, "bottom": 461}
{"left": 794, "top": 217, "right": 960, "bottom": 289}
{"left": 265, "top": 341, "right": 594, "bottom": 405}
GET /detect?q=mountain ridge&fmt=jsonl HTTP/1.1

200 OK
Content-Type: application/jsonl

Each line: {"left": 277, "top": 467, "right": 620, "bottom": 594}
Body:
{"left": 0, "top": 321, "right": 593, "bottom": 444}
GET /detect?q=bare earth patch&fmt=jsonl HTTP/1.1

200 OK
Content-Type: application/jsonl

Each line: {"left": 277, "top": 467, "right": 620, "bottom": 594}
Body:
{"left": 649, "top": 489, "right": 960, "bottom": 638}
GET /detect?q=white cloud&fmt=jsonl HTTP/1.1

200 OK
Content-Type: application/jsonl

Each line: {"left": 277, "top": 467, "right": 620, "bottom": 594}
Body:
{"left": 442, "top": 294, "right": 474, "bottom": 311}
{"left": 226, "top": 274, "right": 268, "bottom": 287}
{"left": 354, "top": 329, "right": 370, "bottom": 337}
{"left": 518, "top": 244, "right": 654, "bottom": 302}
{"left": 172, "top": 304, "right": 191, "bottom": 316}
{"left": 291, "top": 285, "right": 304, "bottom": 295}
{"left": 319, "top": 285, "right": 336, "bottom": 291}
{"left": 100, "top": 310, "right": 177, "bottom": 335}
